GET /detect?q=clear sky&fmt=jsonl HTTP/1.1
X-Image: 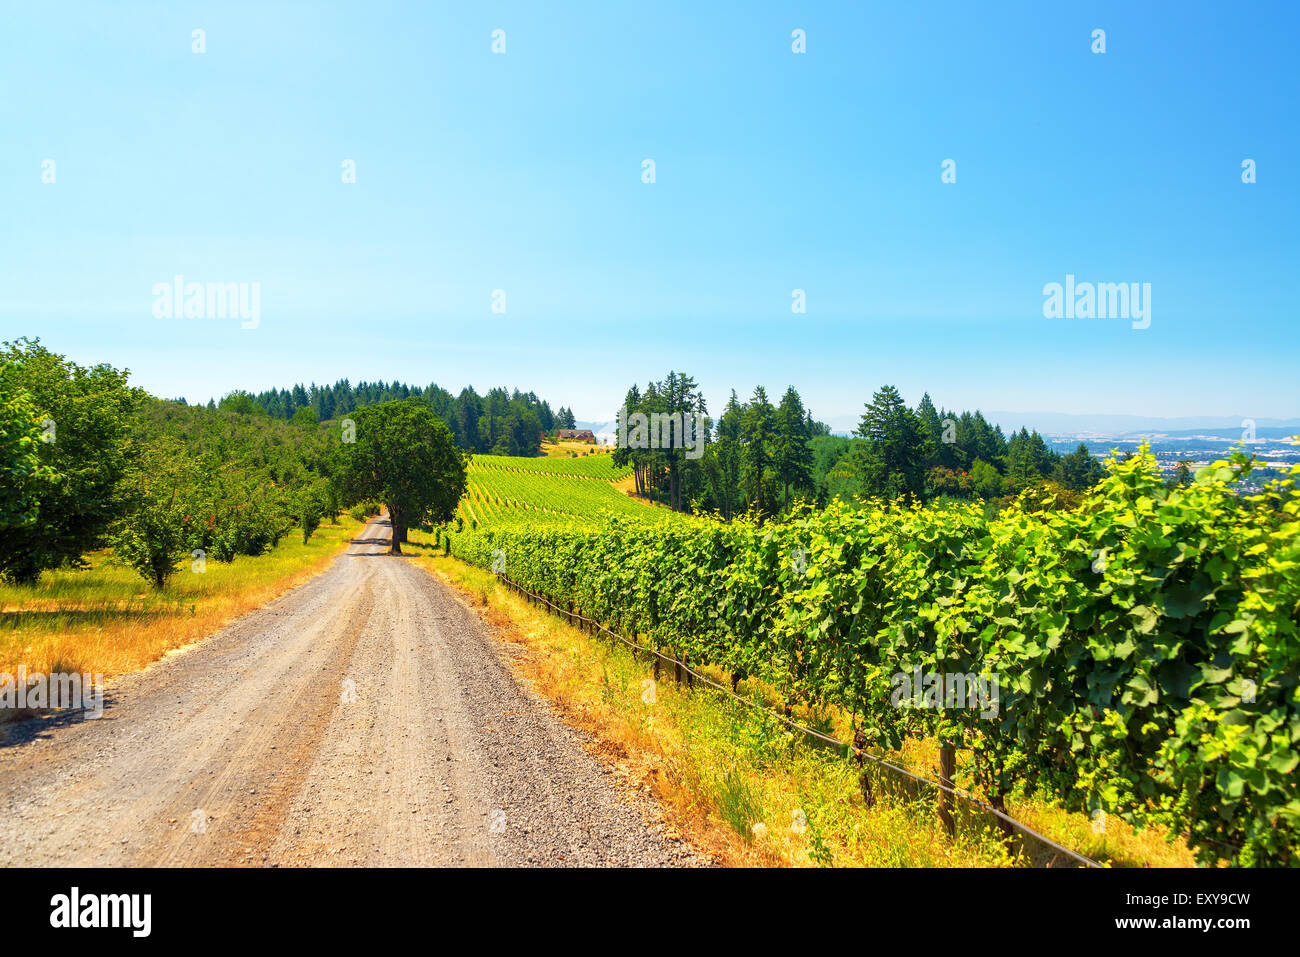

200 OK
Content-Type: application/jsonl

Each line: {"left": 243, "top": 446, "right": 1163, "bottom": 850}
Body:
{"left": 2, "top": 1, "right": 1296, "bottom": 427}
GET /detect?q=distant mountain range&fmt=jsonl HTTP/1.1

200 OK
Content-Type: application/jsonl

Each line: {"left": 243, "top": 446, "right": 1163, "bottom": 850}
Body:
{"left": 984, "top": 412, "right": 1300, "bottom": 437}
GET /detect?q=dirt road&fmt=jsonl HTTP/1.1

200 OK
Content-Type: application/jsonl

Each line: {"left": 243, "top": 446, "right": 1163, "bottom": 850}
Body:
{"left": 0, "top": 518, "right": 701, "bottom": 867}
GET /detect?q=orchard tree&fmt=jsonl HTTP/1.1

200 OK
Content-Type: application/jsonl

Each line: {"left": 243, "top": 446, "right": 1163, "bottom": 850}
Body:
{"left": 0, "top": 340, "right": 140, "bottom": 583}
{"left": 298, "top": 486, "right": 324, "bottom": 544}
{"left": 333, "top": 399, "right": 468, "bottom": 555}
{"left": 109, "top": 445, "right": 197, "bottom": 589}
{"left": 0, "top": 365, "right": 51, "bottom": 530}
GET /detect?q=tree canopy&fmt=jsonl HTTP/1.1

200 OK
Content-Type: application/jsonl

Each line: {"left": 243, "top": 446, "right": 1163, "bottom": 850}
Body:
{"left": 0, "top": 339, "right": 141, "bottom": 583}
{"left": 332, "top": 399, "right": 468, "bottom": 554}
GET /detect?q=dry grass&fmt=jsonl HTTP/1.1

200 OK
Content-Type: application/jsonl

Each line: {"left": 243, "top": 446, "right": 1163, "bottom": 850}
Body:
{"left": 610, "top": 473, "right": 668, "bottom": 509}
{"left": 0, "top": 517, "right": 364, "bottom": 686}
{"left": 541, "top": 440, "right": 613, "bottom": 458}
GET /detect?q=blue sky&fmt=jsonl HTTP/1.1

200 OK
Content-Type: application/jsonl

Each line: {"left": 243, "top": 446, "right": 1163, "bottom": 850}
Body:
{"left": 2, "top": 1, "right": 1296, "bottom": 427}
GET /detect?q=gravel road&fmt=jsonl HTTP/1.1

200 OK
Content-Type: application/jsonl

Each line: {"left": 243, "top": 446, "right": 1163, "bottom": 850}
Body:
{"left": 0, "top": 518, "right": 703, "bottom": 867}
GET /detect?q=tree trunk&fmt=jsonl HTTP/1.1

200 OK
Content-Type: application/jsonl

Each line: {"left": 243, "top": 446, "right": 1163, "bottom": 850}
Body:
{"left": 388, "top": 503, "right": 402, "bottom": 555}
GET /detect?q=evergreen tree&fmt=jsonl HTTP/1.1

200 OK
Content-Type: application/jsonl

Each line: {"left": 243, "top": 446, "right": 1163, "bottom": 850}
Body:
{"left": 741, "top": 386, "right": 775, "bottom": 521}
{"left": 853, "top": 385, "right": 926, "bottom": 503}
{"left": 774, "top": 386, "right": 814, "bottom": 512}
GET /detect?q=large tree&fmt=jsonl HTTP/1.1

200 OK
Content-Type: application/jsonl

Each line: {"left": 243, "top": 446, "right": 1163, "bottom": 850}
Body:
{"left": 0, "top": 339, "right": 140, "bottom": 583}
{"left": 333, "top": 399, "right": 468, "bottom": 554}
{"left": 612, "top": 373, "right": 708, "bottom": 511}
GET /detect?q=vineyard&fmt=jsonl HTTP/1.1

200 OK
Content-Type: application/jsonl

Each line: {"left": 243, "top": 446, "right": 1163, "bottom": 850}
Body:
{"left": 478, "top": 453, "right": 632, "bottom": 480}
{"left": 447, "top": 451, "right": 1300, "bottom": 866}
{"left": 456, "top": 454, "right": 653, "bottom": 528}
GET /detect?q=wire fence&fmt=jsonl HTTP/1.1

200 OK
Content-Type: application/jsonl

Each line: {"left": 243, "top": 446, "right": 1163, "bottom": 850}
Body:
{"left": 493, "top": 571, "right": 1100, "bottom": 869}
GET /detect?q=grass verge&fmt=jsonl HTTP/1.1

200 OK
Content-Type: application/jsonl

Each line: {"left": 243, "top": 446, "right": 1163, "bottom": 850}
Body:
{"left": 0, "top": 516, "right": 365, "bottom": 689}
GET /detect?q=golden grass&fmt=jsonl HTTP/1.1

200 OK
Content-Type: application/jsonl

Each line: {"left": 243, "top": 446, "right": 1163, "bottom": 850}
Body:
{"left": 407, "top": 539, "right": 1199, "bottom": 868}
{"left": 611, "top": 472, "right": 668, "bottom": 510}
{"left": 541, "top": 440, "right": 613, "bottom": 458}
{"left": 0, "top": 517, "right": 365, "bottom": 684}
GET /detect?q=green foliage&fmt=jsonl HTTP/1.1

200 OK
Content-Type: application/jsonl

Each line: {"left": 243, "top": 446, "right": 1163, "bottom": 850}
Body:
{"left": 108, "top": 445, "right": 196, "bottom": 589}
{"left": 0, "top": 339, "right": 141, "bottom": 583}
{"left": 348, "top": 501, "right": 381, "bottom": 522}
{"left": 217, "top": 390, "right": 263, "bottom": 415}
{"left": 612, "top": 372, "right": 709, "bottom": 513}
{"left": 450, "top": 449, "right": 1300, "bottom": 866}
{"left": 1056, "top": 442, "right": 1106, "bottom": 491}
{"left": 854, "top": 385, "right": 927, "bottom": 503}
{"left": 298, "top": 487, "right": 324, "bottom": 545}
{"left": 290, "top": 405, "right": 319, "bottom": 427}
{"left": 333, "top": 399, "right": 468, "bottom": 553}
{"left": 249, "top": 377, "right": 559, "bottom": 456}
{"left": 131, "top": 398, "right": 330, "bottom": 561}
{"left": 0, "top": 363, "right": 51, "bottom": 529}
{"left": 715, "top": 767, "right": 764, "bottom": 840}
{"left": 970, "top": 459, "right": 1005, "bottom": 499}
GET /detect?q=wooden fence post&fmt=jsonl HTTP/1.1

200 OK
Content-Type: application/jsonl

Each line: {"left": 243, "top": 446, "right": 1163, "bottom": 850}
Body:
{"left": 937, "top": 743, "right": 957, "bottom": 837}
{"left": 853, "top": 727, "right": 875, "bottom": 808}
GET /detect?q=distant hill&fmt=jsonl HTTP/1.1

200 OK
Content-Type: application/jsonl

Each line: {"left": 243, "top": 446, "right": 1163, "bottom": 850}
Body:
{"left": 984, "top": 412, "right": 1300, "bottom": 438}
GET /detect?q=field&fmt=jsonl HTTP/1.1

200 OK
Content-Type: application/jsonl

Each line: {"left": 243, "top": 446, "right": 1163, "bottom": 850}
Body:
{"left": 456, "top": 453, "right": 656, "bottom": 528}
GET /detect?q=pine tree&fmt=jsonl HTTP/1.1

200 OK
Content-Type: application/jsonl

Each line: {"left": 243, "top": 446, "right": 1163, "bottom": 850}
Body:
{"left": 741, "top": 386, "right": 775, "bottom": 521}
{"left": 853, "top": 385, "right": 926, "bottom": 503}
{"left": 774, "top": 386, "right": 814, "bottom": 512}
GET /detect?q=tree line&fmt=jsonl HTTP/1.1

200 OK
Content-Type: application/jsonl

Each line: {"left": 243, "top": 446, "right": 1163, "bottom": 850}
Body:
{"left": 188, "top": 379, "right": 578, "bottom": 457}
{"left": 0, "top": 340, "right": 468, "bottom": 589}
{"left": 612, "top": 372, "right": 1104, "bottom": 521}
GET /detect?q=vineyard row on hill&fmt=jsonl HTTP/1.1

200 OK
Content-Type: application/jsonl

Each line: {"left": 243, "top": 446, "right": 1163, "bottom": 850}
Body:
{"left": 455, "top": 458, "right": 656, "bottom": 528}
{"left": 448, "top": 452, "right": 1300, "bottom": 866}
